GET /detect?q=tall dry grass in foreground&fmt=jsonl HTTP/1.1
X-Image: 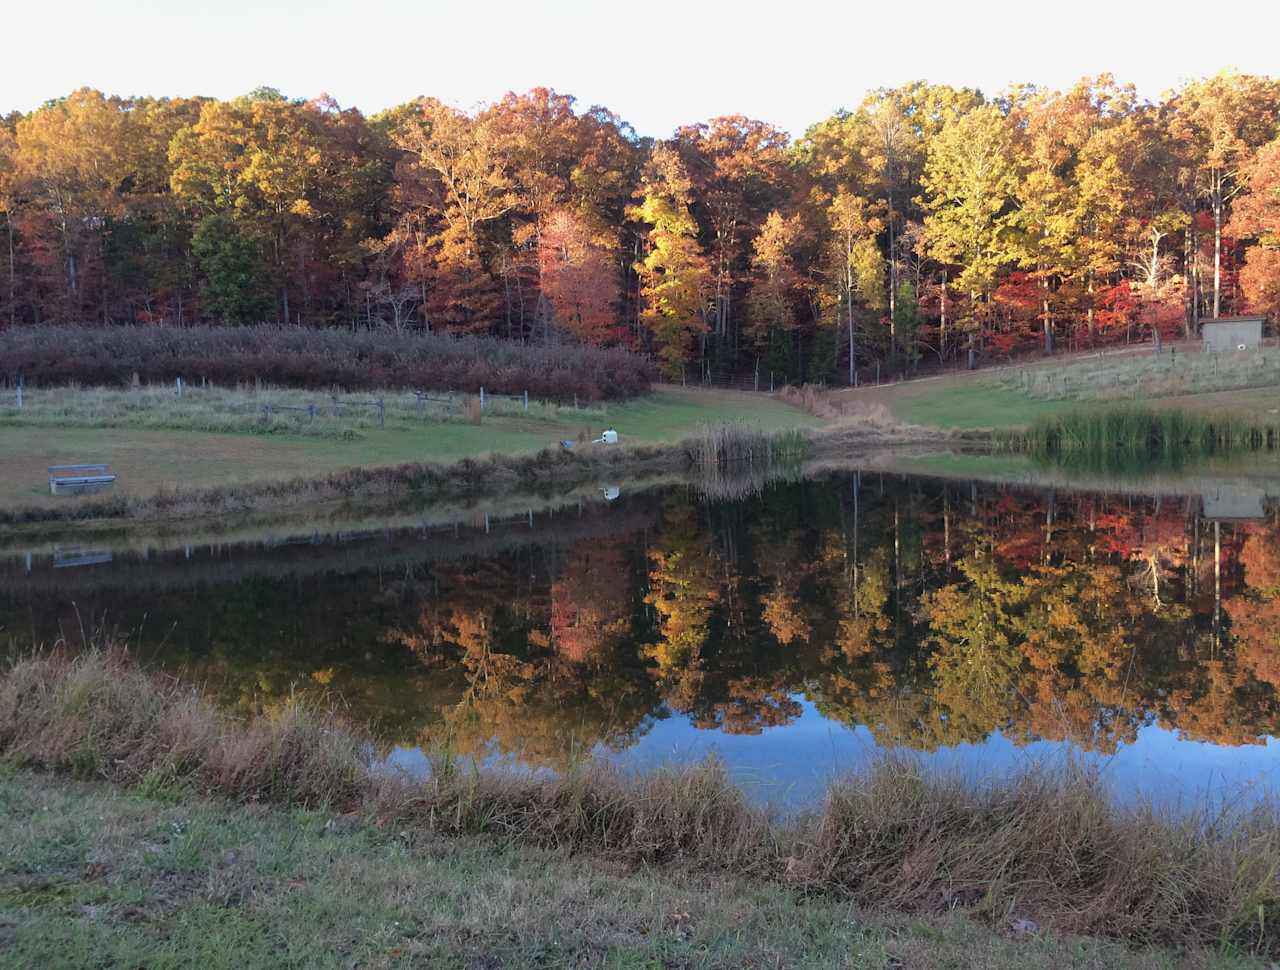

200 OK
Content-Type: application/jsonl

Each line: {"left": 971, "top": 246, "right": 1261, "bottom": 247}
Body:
{"left": 4, "top": 647, "right": 1280, "bottom": 952}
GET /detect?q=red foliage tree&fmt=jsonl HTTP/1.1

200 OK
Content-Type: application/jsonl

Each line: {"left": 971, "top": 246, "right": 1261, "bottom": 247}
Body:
{"left": 537, "top": 209, "right": 622, "bottom": 345}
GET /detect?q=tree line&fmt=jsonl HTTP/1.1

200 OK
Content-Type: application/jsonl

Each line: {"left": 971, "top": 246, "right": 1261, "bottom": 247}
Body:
{"left": 2, "top": 74, "right": 1279, "bottom": 381}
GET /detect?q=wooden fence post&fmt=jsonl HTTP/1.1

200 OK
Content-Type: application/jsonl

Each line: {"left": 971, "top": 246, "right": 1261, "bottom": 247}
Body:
{"left": 377, "top": 398, "right": 385, "bottom": 427}
{"left": 308, "top": 403, "right": 316, "bottom": 422}
{"left": 480, "top": 387, "right": 485, "bottom": 410}
{"left": 15, "top": 383, "right": 21, "bottom": 410}
{"left": 176, "top": 376, "right": 183, "bottom": 397}
{"left": 523, "top": 390, "right": 529, "bottom": 411}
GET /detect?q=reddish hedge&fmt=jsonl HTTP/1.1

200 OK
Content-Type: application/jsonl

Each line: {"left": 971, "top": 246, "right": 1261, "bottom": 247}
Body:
{"left": 0, "top": 325, "right": 657, "bottom": 401}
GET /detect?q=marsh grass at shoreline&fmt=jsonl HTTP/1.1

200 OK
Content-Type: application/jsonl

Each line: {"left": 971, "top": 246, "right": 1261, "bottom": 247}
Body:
{"left": 998, "top": 407, "right": 1280, "bottom": 476}
{"left": 4, "top": 647, "right": 1280, "bottom": 956}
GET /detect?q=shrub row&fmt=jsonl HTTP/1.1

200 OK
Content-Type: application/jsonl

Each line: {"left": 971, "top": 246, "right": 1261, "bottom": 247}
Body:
{"left": 0, "top": 325, "right": 658, "bottom": 400}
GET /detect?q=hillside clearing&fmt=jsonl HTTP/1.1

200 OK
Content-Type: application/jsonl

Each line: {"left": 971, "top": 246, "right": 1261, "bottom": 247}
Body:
{"left": 829, "top": 349, "right": 1280, "bottom": 431}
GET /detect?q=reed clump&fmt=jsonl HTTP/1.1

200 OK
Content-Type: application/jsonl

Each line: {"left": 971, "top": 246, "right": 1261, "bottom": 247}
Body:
{"left": 5, "top": 646, "right": 1280, "bottom": 952}
{"left": 684, "top": 422, "right": 810, "bottom": 469}
{"left": 1009, "top": 407, "right": 1280, "bottom": 459}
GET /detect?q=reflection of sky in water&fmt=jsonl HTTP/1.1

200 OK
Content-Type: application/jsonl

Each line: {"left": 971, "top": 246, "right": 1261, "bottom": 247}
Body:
{"left": 388, "top": 697, "right": 1280, "bottom": 813}
{"left": 14, "top": 470, "right": 1280, "bottom": 817}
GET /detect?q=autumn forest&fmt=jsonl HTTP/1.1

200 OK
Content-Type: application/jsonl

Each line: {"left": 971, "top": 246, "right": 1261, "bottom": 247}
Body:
{"left": 3, "top": 73, "right": 1280, "bottom": 383}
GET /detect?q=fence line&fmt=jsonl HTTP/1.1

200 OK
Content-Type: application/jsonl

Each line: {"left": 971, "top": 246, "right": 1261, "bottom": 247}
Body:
{"left": 4, "top": 380, "right": 608, "bottom": 427}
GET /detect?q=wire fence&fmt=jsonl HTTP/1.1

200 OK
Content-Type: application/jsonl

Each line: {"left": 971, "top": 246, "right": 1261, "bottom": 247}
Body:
{"left": 2, "top": 380, "right": 609, "bottom": 432}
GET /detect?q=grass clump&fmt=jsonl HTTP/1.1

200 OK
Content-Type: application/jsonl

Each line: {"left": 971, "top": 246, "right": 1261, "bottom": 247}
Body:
{"left": 0, "top": 649, "right": 365, "bottom": 809}
{"left": 683, "top": 423, "right": 813, "bottom": 500}
{"left": 1008, "top": 407, "right": 1280, "bottom": 465}
{"left": 684, "top": 422, "right": 811, "bottom": 469}
{"left": 6, "top": 647, "right": 1280, "bottom": 954}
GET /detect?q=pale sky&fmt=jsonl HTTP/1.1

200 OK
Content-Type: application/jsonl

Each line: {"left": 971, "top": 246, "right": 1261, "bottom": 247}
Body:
{"left": 6, "top": 0, "right": 1279, "bottom": 138}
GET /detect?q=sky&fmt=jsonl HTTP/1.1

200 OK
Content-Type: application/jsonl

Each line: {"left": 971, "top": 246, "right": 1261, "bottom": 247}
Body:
{"left": 6, "top": 0, "right": 1280, "bottom": 138}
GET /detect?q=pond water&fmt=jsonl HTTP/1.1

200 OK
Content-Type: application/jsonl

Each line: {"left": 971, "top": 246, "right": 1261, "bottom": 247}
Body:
{"left": 5, "top": 469, "right": 1280, "bottom": 809}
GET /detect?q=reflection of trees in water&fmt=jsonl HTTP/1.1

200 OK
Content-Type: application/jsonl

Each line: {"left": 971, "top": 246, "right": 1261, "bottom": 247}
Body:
{"left": 6, "top": 477, "right": 1280, "bottom": 766}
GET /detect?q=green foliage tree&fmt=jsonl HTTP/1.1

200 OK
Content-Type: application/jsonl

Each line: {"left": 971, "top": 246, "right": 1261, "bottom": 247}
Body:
{"left": 190, "top": 212, "right": 273, "bottom": 323}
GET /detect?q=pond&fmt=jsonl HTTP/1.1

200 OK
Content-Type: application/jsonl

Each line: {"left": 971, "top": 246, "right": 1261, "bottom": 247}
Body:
{"left": 5, "top": 468, "right": 1280, "bottom": 809}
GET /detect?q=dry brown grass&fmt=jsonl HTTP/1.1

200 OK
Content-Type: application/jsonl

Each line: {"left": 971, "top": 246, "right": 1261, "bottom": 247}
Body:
{"left": 0, "top": 648, "right": 366, "bottom": 808}
{"left": 797, "top": 760, "right": 1280, "bottom": 949}
{"left": 5, "top": 646, "right": 1280, "bottom": 953}
{"left": 779, "top": 384, "right": 904, "bottom": 428}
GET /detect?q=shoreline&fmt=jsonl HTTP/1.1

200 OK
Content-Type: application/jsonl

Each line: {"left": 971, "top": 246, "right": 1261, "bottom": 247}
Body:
{"left": 2, "top": 648, "right": 1278, "bottom": 960}
{"left": 2, "top": 769, "right": 1252, "bottom": 969}
{"left": 0, "top": 423, "right": 955, "bottom": 530}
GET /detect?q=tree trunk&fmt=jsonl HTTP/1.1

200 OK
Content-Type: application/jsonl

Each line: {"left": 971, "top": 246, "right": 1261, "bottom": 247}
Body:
{"left": 846, "top": 256, "right": 856, "bottom": 386}
{"left": 1183, "top": 225, "right": 1194, "bottom": 338}
{"left": 1212, "top": 196, "right": 1222, "bottom": 319}
{"left": 939, "top": 272, "right": 947, "bottom": 361}
{"left": 887, "top": 199, "right": 896, "bottom": 356}
{"left": 847, "top": 303, "right": 855, "bottom": 386}
{"left": 1085, "top": 274, "right": 1094, "bottom": 346}
{"left": 5, "top": 215, "right": 14, "bottom": 327}
{"left": 1043, "top": 286, "right": 1053, "bottom": 355}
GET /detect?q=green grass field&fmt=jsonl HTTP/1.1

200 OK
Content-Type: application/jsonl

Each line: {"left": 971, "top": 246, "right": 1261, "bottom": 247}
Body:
{"left": 0, "top": 770, "right": 1255, "bottom": 970}
{"left": 831, "top": 350, "right": 1280, "bottom": 431}
{"left": 0, "top": 387, "right": 819, "bottom": 509}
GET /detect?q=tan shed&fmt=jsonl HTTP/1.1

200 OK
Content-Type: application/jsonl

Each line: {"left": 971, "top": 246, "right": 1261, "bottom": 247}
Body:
{"left": 1201, "top": 316, "right": 1265, "bottom": 352}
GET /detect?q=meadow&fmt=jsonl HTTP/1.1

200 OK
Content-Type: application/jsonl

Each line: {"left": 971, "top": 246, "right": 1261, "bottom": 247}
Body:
{"left": 830, "top": 344, "right": 1280, "bottom": 432}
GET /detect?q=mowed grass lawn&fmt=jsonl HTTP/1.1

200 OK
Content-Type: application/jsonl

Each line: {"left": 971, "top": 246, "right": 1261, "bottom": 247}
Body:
{"left": 0, "top": 387, "right": 819, "bottom": 508}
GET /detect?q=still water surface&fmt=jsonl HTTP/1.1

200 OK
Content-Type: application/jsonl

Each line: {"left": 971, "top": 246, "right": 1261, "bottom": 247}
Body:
{"left": 5, "top": 471, "right": 1280, "bottom": 808}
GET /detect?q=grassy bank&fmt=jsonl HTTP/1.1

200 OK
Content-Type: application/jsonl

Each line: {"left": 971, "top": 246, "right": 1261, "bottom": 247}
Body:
{"left": 2, "top": 773, "right": 1253, "bottom": 970}
{"left": 3, "top": 648, "right": 1280, "bottom": 960}
{"left": 0, "top": 386, "right": 822, "bottom": 510}
{"left": 0, "top": 422, "right": 919, "bottom": 528}
{"left": 826, "top": 347, "right": 1280, "bottom": 432}
{"left": 0, "top": 439, "right": 682, "bottom": 527}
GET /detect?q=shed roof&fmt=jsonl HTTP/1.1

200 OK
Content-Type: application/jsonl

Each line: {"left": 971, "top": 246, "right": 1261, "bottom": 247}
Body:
{"left": 1202, "top": 316, "right": 1266, "bottom": 325}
